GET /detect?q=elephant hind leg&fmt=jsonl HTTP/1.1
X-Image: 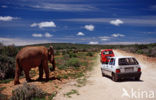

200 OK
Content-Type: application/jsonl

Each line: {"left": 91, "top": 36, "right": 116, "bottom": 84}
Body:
{"left": 24, "top": 69, "right": 32, "bottom": 82}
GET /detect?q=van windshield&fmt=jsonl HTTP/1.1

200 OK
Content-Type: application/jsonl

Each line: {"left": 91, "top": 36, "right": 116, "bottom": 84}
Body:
{"left": 103, "top": 51, "right": 113, "bottom": 55}
{"left": 119, "top": 58, "right": 139, "bottom": 65}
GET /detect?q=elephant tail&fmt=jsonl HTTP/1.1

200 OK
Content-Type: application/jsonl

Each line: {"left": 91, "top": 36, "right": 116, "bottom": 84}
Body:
{"left": 14, "top": 58, "right": 22, "bottom": 85}
{"left": 16, "top": 58, "right": 22, "bottom": 74}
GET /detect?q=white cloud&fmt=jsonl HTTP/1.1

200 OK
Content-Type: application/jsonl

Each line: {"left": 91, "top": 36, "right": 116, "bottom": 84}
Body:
{"left": 99, "top": 36, "right": 111, "bottom": 41}
{"left": 0, "top": 37, "right": 152, "bottom": 46}
{"left": 84, "top": 24, "right": 94, "bottom": 31}
{"left": 0, "top": 16, "right": 17, "bottom": 21}
{"left": 110, "top": 19, "right": 124, "bottom": 26}
{"left": 30, "top": 23, "right": 38, "bottom": 27}
{"left": 31, "top": 4, "right": 96, "bottom": 12}
{"left": 0, "top": 37, "right": 51, "bottom": 46}
{"left": 89, "top": 41, "right": 99, "bottom": 44}
{"left": 1, "top": 5, "right": 8, "bottom": 8}
{"left": 101, "top": 38, "right": 108, "bottom": 41}
{"left": 45, "top": 32, "right": 53, "bottom": 38}
{"left": 30, "top": 21, "right": 56, "bottom": 28}
{"left": 77, "top": 32, "right": 85, "bottom": 36}
{"left": 32, "top": 32, "right": 53, "bottom": 38}
{"left": 32, "top": 33, "right": 43, "bottom": 37}
{"left": 61, "top": 17, "right": 156, "bottom": 26}
{"left": 112, "top": 33, "right": 125, "bottom": 37}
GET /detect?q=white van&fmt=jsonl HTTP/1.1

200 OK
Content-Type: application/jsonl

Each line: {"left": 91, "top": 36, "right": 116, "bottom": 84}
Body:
{"left": 101, "top": 56, "right": 142, "bottom": 81}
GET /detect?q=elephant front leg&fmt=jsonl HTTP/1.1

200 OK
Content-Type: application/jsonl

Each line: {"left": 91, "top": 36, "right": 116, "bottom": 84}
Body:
{"left": 43, "top": 61, "right": 49, "bottom": 82}
{"left": 51, "top": 59, "right": 56, "bottom": 71}
{"left": 37, "top": 65, "right": 43, "bottom": 81}
{"left": 24, "top": 69, "right": 32, "bottom": 82}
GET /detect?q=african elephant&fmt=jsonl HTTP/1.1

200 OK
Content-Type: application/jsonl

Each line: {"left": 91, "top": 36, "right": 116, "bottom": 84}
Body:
{"left": 14, "top": 46, "right": 56, "bottom": 85}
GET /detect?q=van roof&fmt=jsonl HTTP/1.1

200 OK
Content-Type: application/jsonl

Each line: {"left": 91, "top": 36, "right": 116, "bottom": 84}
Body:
{"left": 101, "top": 49, "right": 113, "bottom": 51}
{"left": 109, "top": 56, "right": 135, "bottom": 59}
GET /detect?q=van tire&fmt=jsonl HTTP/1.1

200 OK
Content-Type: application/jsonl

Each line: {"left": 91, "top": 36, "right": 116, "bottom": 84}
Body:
{"left": 112, "top": 73, "right": 118, "bottom": 82}
{"left": 102, "top": 72, "right": 106, "bottom": 77}
{"left": 135, "top": 77, "right": 140, "bottom": 81}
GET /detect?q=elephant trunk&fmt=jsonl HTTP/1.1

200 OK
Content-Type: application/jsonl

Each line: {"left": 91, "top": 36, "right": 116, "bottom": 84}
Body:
{"left": 50, "top": 55, "right": 56, "bottom": 71}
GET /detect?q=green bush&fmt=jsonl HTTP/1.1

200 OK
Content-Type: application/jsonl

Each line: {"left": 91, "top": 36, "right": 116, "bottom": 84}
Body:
{"left": 0, "top": 55, "right": 15, "bottom": 79}
{"left": 81, "top": 61, "right": 88, "bottom": 67}
{"left": 63, "top": 54, "right": 70, "bottom": 60}
{"left": 69, "top": 52, "right": 77, "bottom": 58}
{"left": 0, "top": 45, "right": 18, "bottom": 57}
{"left": 10, "top": 82, "right": 46, "bottom": 100}
{"left": 62, "top": 50, "right": 66, "bottom": 55}
{"left": 136, "top": 50, "right": 143, "bottom": 54}
{"left": 57, "top": 57, "right": 81, "bottom": 69}
{"left": 0, "top": 87, "right": 7, "bottom": 100}
{"left": 66, "top": 58, "right": 81, "bottom": 68}
{"left": 55, "top": 50, "right": 60, "bottom": 56}
{"left": 86, "top": 52, "right": 93, "bottom": 57}
{"left": 48, "top": 91, "right": 57, "bottom": 100}
{"left": 57, "top": 64, "right": 68, "bottom": 70}
{"left": 55, "top": 57, "right": 67, "bottom": 70}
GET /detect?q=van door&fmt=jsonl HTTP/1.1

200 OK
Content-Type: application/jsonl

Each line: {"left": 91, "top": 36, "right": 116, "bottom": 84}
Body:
{"left": 107, "top": 58, "right": 115, "bottom": 76}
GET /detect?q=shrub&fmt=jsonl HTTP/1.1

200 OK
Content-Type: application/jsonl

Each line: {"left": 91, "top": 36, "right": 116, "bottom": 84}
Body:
{"left": 0, "top": 87, "right": 7, "bottom": 100}
{"left": 0, "top": 55, "right": 15, "bottom": 79}
{"left": 62, "top": 50, "right": 66, "bottom": 55}
{"left": 66, "top": 58, "right": 81, "bottom": 68}
{"left": 10, "top": 82, "right": 46, "bottom": 100}
{"left": 69, "top": 52, "right": 77, "bottom": 58}
{"left": 64, "top": 89, "right": 79, "bottom": 98}
{"left": 55, "top": 57, "right": 68, "bottom": 70}
{"left": 0, "top": 45, "right": 18, "bottom": 57}
{"left": 81, "top": 61, "right": 88, "bottom": 67}
{"left": 57, "top": 64, "right": 68, "bottom": 70}
{"left": 136, "top": 50, "right": 143, "bottom": 54}
{"left": 55, "top": 50, "right": 60, "bottom": 56}
{"left": 63, "top": 54, "right": 70, "bottom": 60}
{"left": 86, "top": 52, "right": 93, "bottom": 57}
{"left": 48, "top": 91, "right": 57, "bottom": 100}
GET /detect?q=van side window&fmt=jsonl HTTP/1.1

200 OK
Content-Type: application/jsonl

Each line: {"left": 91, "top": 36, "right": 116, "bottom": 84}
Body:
{"left": 109, "top": 58, "right": 115, "bottom": 65}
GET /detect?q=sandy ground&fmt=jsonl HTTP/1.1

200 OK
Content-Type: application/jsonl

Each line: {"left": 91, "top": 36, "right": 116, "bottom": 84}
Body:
{"left": 54, "top": 49, "right": 156, "bottom": 100}
{"left": 0, "top": 68, "right": 69, "bottom": 98}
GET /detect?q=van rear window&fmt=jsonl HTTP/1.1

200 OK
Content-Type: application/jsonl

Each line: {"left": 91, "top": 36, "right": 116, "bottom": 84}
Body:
{"left": 103, "top": 51, "right": 113, "bottom": 55}
{"left": 119, "top": 58, "right": 139, "bottom": 65}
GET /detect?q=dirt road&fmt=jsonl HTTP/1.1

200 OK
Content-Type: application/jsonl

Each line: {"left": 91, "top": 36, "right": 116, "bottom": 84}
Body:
{"left": 54, "top": 50, "right": 156, "bottom": 100}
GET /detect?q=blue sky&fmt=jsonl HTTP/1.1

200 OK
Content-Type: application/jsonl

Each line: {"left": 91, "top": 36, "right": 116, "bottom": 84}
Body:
{"left": 0, "top": 0, "right": 156, "bottom": 45}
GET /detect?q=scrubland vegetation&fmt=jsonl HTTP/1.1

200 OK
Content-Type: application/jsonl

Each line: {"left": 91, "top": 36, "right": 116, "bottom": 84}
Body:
{"left": 0, "top": 42, "right": 156, "bottom": 100}
{"left": 120, "top": 44, "right": 156, "bottom": 57}
{"left": 10, "top": 82, "right": 46, "bottom": 100}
